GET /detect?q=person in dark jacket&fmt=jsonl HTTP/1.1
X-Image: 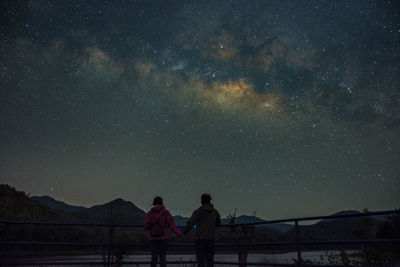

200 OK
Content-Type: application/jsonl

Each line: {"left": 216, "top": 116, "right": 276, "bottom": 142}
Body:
{"left": 183, "top": 194, "right": 221, "bottom": 267}
{"left": 144, "top": 196, "right": 183, "bottom": 267}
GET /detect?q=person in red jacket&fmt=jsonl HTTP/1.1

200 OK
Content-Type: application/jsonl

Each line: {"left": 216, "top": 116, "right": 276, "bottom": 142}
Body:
{"left": 144, "top": 196, "right": 183, "bottom": 267}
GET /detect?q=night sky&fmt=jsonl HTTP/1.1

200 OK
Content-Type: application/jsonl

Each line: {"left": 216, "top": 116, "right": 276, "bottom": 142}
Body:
{"left": 1, "top": 0, "right": 399, "bottom": 219}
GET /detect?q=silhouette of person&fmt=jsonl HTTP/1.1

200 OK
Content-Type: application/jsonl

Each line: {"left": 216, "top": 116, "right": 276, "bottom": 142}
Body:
{"left": 144, "top": 196, "right": 183, "bottom": 267}
{"left": 183, "top": 193, "right": 221, "bottom": 267}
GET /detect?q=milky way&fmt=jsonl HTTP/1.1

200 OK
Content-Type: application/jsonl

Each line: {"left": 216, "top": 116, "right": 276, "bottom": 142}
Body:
{"left": 1, "top": 0, "right": 399, "bottom": 219}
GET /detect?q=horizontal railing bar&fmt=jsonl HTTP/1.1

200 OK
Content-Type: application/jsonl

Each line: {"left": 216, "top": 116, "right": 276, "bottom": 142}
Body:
{"left": 0, "top": 220, "right": 142, "bottom": 227}
{"left": 214, "top": 239, "right": 400, "bottom": 246}
{"left": 300, "top": 239, "right": 400, "bottom": 245}
{"left": 4, "top": 261, "right": 290, "bottom": 267}
{"left": 215, "top": 263, "right": 292, "bottom": 267}
{"left": 0, "top": 260, "right": 294, "bottom": 266}
{"left": 2, "top": 238, "right": 399, "bottom": 247}
{"left": 213, "top": 263, "right": 351, "bottom": 267}
{"left": 3, "top": 261, "right": 199, "bottom": 265}
{"left": 220, "top": 209, "right": 400, "bottom": 227}
{"left": 1, "top": 209, "right": 398, "bottom": 228}
{"left": 3, "top": 261, "right": 107, "bottom": 266}
{"left": 0, "top": 241, "right": 106, "bottom": 246}
{"left": 1, "top": 260, "right": 352, "bottom": 267}
{"left": 179, "top": 241, "right": 295, "bottom": 246}
{"left": 215, "top": 264, "right": 346, "bottom": 267}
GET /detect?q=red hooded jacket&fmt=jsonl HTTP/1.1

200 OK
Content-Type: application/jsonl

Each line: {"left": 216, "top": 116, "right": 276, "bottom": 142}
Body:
{"left": 144, "top": 205, "right": 183, "bottom": 240}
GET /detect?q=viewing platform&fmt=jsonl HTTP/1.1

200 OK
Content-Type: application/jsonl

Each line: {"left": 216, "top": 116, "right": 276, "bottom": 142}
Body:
{"left": 1, "top": 209, "right": 399, "bottom": 266}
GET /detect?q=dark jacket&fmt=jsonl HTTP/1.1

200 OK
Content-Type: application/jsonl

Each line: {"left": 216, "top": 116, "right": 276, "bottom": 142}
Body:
{"left": 144, "top": 205, "right": 183, "bottom": 240}
{"left": 183, "top": 203, "right": 220, "bottom": 240}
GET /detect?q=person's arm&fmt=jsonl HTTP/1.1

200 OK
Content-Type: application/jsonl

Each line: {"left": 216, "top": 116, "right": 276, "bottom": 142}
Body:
{"left": 144, "top": 212, "right": 151, "bottom": 231}
{"left": 216, "top": 210, "right": 221, "bottom": 227}
{"left": 166, "top": 211, "right": 184, "bottom": 237}
{"left": 183, "top": 209, "right": 200, "bottom": 235}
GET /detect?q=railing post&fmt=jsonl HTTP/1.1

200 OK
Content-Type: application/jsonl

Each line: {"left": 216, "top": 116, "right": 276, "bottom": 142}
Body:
{"left": 0, "top": 222, "right": 11, "bottom": 267}
{"left": 106, "top": 224, "right": 113, "bottom": 267}
{"left": 295, "top": 220, "right": 302, "bottom": 266}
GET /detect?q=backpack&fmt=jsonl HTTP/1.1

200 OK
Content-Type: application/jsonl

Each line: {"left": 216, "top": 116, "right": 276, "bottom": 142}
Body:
{"left": 150, "top": 212, "right": 165, "bottom": 237}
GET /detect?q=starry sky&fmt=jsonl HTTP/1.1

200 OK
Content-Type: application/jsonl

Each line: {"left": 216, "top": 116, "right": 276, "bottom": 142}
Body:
{"left": 1, "top": 0, "right": 399, "bottom": 219}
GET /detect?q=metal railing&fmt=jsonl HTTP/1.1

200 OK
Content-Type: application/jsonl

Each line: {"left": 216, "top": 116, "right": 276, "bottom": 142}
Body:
{"left": 1, "top": 209, "right": 399, "bottom": 266}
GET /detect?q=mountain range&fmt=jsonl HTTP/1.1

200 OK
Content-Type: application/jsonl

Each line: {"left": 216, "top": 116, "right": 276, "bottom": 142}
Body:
{"left": 31, "top": 194, "right": 293, "bottom": 232}
{"left": 31, "top": 195, "right": 147, "bottom": 224}
{"left": 1, "top": 184, "right": 398, "bottom": 243}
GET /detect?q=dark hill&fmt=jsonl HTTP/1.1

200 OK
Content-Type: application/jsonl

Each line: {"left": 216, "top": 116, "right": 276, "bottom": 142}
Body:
{"left": 228, "top": 215, "right": 293, "bottom": 232}
{"left": 328, "top": 210, "right": 388, "bottom": 222}
{"left": 286, "top": 210, "right": 380, "bottom": 241}
{"left": 78, "top": 198, "right": 146, "bottom": 224}
{"left": 31, "top": 195, "right": 86, "bottom": 214}
{"left": 0, "top": 184, "right": 67, "bottom": 222}
{"left": 30, "top": 194, "right": 147, "bottom": 224}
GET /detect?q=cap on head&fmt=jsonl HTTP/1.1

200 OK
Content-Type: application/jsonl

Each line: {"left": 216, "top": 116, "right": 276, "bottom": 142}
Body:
{"left": 201, "top": 193, "right": 212, "bottom": 204}
{"left": 153, "top": 196, "right": 163, "bottom": 206}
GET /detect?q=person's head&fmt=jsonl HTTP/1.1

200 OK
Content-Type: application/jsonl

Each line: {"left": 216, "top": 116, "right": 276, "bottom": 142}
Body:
{"left": 153, "top": 196, "right": 163, "bottom": 206}
{"left": 201, "top": 193, "right": 212, "bottom": 204}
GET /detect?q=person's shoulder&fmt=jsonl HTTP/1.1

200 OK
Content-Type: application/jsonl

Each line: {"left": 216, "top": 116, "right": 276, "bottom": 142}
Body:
{"left": 145, "top": 209, "right": 154, "bottom": 219}
{"left": 197, "top": 206, "right": 205, "bottom": 212}
{"left": 193, "top": 206, "right": 202, "bottom": 215}
{"left": 164, "top": 209, "right": 172, "bottom": 216}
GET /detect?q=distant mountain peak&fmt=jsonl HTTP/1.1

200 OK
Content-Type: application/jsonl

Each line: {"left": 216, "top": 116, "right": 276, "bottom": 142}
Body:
{"left": 85, "top": 197, "right": 146, "bottom": 221}
{"left": 98, "top": 198, "right": 140, "bottom": 209}
{"left": 105, "top": 198, "right": 128, "bottom": 206}
{"left": 111, "top": 198, "right": 126, "bottom": 203}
